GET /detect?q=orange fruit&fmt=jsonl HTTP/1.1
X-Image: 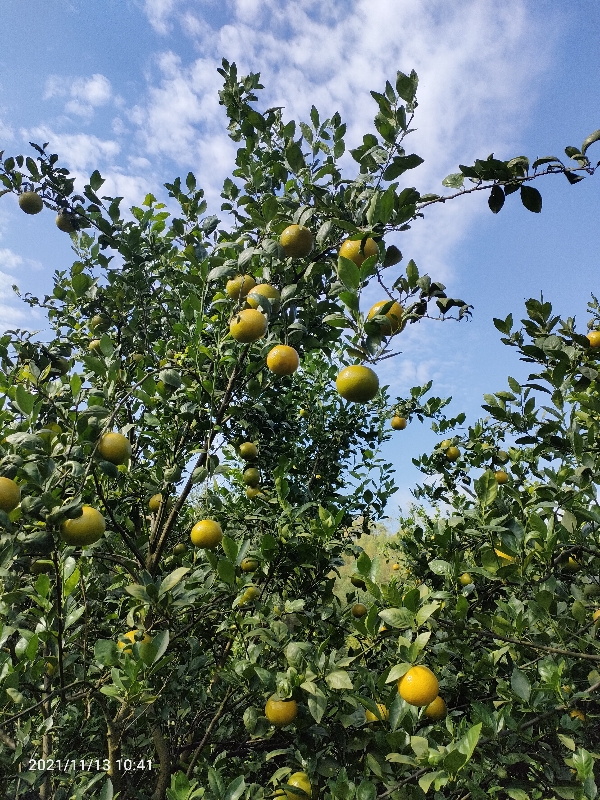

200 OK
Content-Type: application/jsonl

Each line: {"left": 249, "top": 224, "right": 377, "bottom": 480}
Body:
{"left": 229, "top": 308, "right": 267, "bottom": 344}
{"left": 284, "top": 772, "right": 311, "bottom": 800}
{"left": 267, "top": 345, "right": 299, "bottom": 376}
{"left": 246, "top": 487, "right": 262, "bottom": 499}
{"left": 587, "top": 331, "right": 600, "bottom": 348}
{"left": 265, "top": 695, "right": 298, "bottom": 726}
{"left": 335, "top": 365, "right": 379, "bottom": 403}
{"left": 240, "top": 558, "right": 259, "bottom": 572}
{"left": 230, "top": 309, "right": 268, "bottom": 342}
{"left": 280, "top": 224, "right": 313, "bottom": 258}
{"left": 392, "top": 563, "right": 400, "bottom": 571}
{"left": 398, "top": 665, "right": 439, "bottom": 706}
{"left": 459, "top": 573, "right": 472, "bottom": 586}
{"left": 240, "top": 585, "right": 260, "bottom": 604}
{"left": 56, "top": 212, "right": 76, "bottom": 233}
{"left": 89, "top": 339, "right": 102, "bottom": 351}
{"left": 238, "top": 442, "right": 258, "bottom": 460}
{"left": 247, "top": 284, "right": 280, "bottom": 312}
{"left": 365, "top": 703, "right": 389, "bottom": 723}
{"left": 97, "top": 432, "right": 131, "bottom": 465}
{"left": 367, "top": 300, "right": 404, "bottom": 335}
{"left": 593, "top": 609, "right": 600, "bottom": 624}
{"left": 495, "top": 470, "right": 509, "bottom": 484}
{"left": 118, "top": 630, "right": 152, "bottom": 654}
{"left": 90, "top": 314, "right": 110, "bottom": 332}
{"left": 0, "top": 477, "right": 21, "bottom": 513}
{"left": 190, "top": 519, "right": 223, "bottom": 548}
{"left": 60, "top": 506, "right": 106, "bottom": 546}
{"left": 569, "top": 709, "right": 586, "bottom": 722}
{"left": 351, "top": 575, "right": 366, "bottom": 590}
{"left": 173, "top": 543, "right": 187, "bottom": 556}
{"left": 445, "top": 446, "right": 460, "bottom": 462}
{"left": 226, "top": 274, "right": 256, "bottom": 300}
{"left": 243, "top": 467, "right": 260, "bottom": 487}
{"left": 149, "top": 494, "right": 162, "bottom": 513}
{"left": 339, "top": 237, "right": 378, "bottom": 267}
{"left": 424, "top": 695, "right": 447, "bottom": 721}
{"left": 18, "top": 191, "right": 44, "bottom": 215}
{"left": 351, "top": 603, "right": 367, "bottom": 618}
{"left": 391, "top": 416, "right": 407, "bottom": 430}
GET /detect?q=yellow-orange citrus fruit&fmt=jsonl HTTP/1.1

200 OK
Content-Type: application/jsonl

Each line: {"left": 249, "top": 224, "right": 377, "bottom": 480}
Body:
{"left": 56, "top": 212, "right": 76, "bottom": 233}
{"left": 239, "top": 441, "right": 258, "bottom": 460}
{"left": 445, "top": 446, "right": 460, "bottom": 461}
{"left": 351, "top": 575, "right": 366, "bottom": 590}
{"left": 280, "top": 224, "right": 313, "bottom": 258}
{"left": 398, "top": 665, "right": 439, "bottom": 706}
{"left": 97, "top": 432, "right": 131, "bottom": 465}
{"left": 367, "top": 300, "right": 404, "bottom": 335}
{"left": 392, "top": 563, "right": 400, "bottom": 571}
{"left": 230, "top": 309, "right": 268, "bottom": 342}
{"left": 299, "top": 408, "right": 308, "bottom": 417}
{"left": 19, "top": 191, "right": 44, "bottom": 214}
{"left": 31, "top": 559, "right": 54, "bottom": 575}
{"left": 593, "top": 609, "right": 600, "bottom": 624}
{"left": 90, "top": 314, "right": 110, "bottom": 332}
{"left": 267, "top": 345, "right": 299, "bottom": 376}
{"left": 424, "top": 695, "right": 447, "bottom": 721}
{"left": 0, "top": 477, "right": 21, "bottom": 513}
{"left": 61, "top": 506, "right": 106, "bottom": 546}
{"left": 365, "top": 703, "right": 389, "bottom": 723}
{"left": 459, "top": 573, "right": 472, "bottom": 586}
{"left": 190, "top": 519, "right": 223, "bottom": 548}
{"left": 243, "top": 467, "right": 260, "bottom": 487}
{"left": 246, "top": 487, "right": 262, "bottom": 499}
{"left": 562, "top": 556, "right": 581, "bottom": 572}
{"left": 247, "top": 283, "right": 281, "bottom": 311}
{"left": 89, "top": 339, "right": 102, "bottom": 351}
{"left": 495, "top": 470, "right": 509, "bottom": 484}
{"left": 240, "top": 557, "right": 259, "bottom": 572}
{"left": 149, "top": 494, "right": 163, "bottom": 513}
{"left": 494, "top": 548, "right": 514, "bottom": 563}
{"left": 351, "top": 603, "right": 367, "bottom": 618}
{"left": 240, "top": 585, "right": 260, "bottom": 604}
{"left": 440, "top": 439, "right": 452, "bottom": 449}
{"left": 226, "top": 274, "right": 256, "bottom": 300}
{"left": 336, "top": 365, "right": 379, "bottom": 403}
{"left": 265, "top": 695, "right": 298, "bottom": 726}
{"left": 391, "top": 416, "right": 407, "bottom": 430}
{"left": 173, "top": 543, "right": 187, "bottom": 556}
{"left": 339, "top": 237, "right": 378, "bottom": 267}
{"left": 569, "top": 709, "right": 586, "bottom": 721}
{"left": 284, "top": 772, "right": 312, "bottom": 800}
{"left": 130, "top": 352, "right": 144, "bottom": 362}
{"left": 117, "top": 630, "right": 152, "bottom": 654}
{"left": 587, "top": 331, "right": 600, "bottom": 348}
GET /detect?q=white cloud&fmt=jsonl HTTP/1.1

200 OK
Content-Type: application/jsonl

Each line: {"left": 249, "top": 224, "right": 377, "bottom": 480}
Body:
{"left": 0, "top": 248, "right": 42, "bottom": 273}
{"left": 143, "top": 0, "right": 181, "bottom": 34}
{"left": 0, "top": 270, "right": 40, "bottom": 329}
{"left": 26, "top": 128, "right": 120, "bottom": 172}
{"left": 44, "top": 73, "right": 113, "bottom": 119}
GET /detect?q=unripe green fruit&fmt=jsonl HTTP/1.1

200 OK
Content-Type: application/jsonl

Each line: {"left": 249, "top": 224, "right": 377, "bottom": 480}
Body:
{"left": 19, "top": 191, "right": 44, "bottom": 215}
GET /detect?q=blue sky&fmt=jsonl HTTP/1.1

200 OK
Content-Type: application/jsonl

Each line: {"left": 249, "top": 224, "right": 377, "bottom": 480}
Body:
{"left": 0, "top": 0, "right": 599, "bottom": 521}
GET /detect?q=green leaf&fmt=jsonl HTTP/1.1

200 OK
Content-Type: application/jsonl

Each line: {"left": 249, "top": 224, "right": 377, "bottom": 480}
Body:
{"left": 444, "top": 749, "right": 467, "bottom": 775}
{"left": 405, "top": 259, "right": 419, "bottom": 288}
{"left": 221, "top": 535, "right": 238, "bottom": 563}
{"left": 356, "top": 551, "right": 372, "bottom": 576}
{"left": 337, "top": 255, "right": 360, "bottom": 291}
{"left": 428, "top": 559, "right": 451, "bottom": 577}
{"left": 95, "top": 640, "right": 120, "bottom": 666}
{"left": 89, "top": 170, "right": 105, "bottom": 192}
{"left": 223, "top": 776, "right": 246, "bottom": 800}
{"left": 385, "top": 663, "right": 411, "bottom": 683}
{"left": 488, "top": 184, "right": 505, "bottom": 214}
{"left": 474, "top": 471, "right": 498, "bottom": 507}
{"left": 383, "top": 154, "right": 424, "bottom": 181}
{"left": 395, "top": 69, "right": 418, "bottom": 103}
{"left": 357, "top": 780, "right": 376, "bottom": 800}
{"left": 217, "top": 559, "right": 235, "bottom": 585}
{"left": 442, "top": 173, "right": 464, "bottom": 189}
{"left": 511, "top": 667, "right": 531, "bottom": 702}
{"left": 325, "top": 669, "right": 353, "bottom": 689}
{"left": 581, "top": 128, "right": 600, "bottom": 154}
{"left": 159, "top": 567, "right": 190, "bottom": 596}
{"left": 520, "top": 185, "right": 542, "bottom": 213}
{"left": 379, "top": 607, "right": 414, "bottom": 628}
{"left": 15, "top": 384, "right": 35, "bottom": 415}
{"left": 286, "top": 142, "right": 305, "bottom": 172}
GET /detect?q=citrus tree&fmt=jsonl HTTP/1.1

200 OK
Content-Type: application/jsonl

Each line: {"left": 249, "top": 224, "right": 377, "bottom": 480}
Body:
{"left": 0, "top": 59, "right": 597, "bottom": 799}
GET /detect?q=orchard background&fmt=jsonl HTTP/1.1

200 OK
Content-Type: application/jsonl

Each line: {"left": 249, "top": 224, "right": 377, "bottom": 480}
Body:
{"left": 1, "top": 2, "right": 600, "bottom": 800}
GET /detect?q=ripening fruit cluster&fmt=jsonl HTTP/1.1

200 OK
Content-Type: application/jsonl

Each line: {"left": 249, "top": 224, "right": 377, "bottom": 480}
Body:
{"left": 18, "top": 190, "right": 79, "bottom": 232}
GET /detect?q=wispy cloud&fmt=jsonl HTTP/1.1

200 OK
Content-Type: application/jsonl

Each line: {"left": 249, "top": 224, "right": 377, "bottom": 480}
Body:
{"left": 44, "top": 73, "right": 113, "bottom": 119}
{"left": 0, "top": 248, "right": 42, "bottom": 273}
{"left": 143, "top": 0, "right": 181, "bottom": 34}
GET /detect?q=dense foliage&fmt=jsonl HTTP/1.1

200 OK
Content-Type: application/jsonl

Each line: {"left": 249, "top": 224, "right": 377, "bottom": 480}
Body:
{"left": 0, "top": 59, "right": 598, "bottom": 799}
